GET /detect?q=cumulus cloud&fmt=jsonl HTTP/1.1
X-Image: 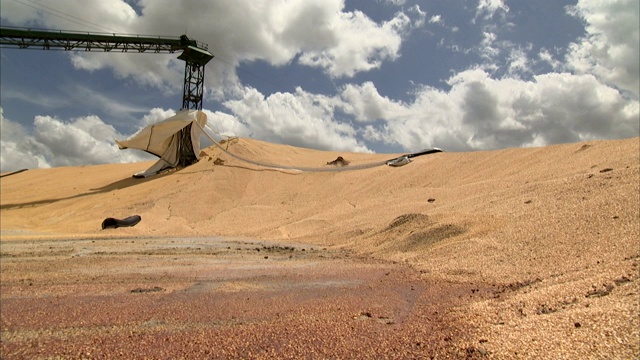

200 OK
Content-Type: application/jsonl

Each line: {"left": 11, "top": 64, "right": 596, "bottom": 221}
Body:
{"left": 298, "top": 8, "right": 424, "bottom": 77}
{"left": 339, "top": 69, "right": 639, "bottom": 151}
{"left": 0, "top": 0, "right": 136, "bottom": 32}
{"left": 1, "top": 0, "right": 637, "bottom": 171}
{"left": 339, "top": 82, "right": 407, "bottom": 123}
{"left": 0, "top": 107, "right": 152, "bottom": 172}
{"left": 202, "top": 110, "right": 248, "bottom": 140}
{"left": 1, "top": 108, "right": 49, "bottom": 172}
{"left": 222, "top": 86, "right": 370, "bottom": 153}
{"left": 139, "top": 108, "right": 177, "bottom": 127}
{"left": 0, "top": 0, "right": 423, "bottom": 97}
{"left": 566, "top": 0, "right": 640, "bottom": 97}
{"left": 210, "top": 66, "right": 637, "bottom": 155}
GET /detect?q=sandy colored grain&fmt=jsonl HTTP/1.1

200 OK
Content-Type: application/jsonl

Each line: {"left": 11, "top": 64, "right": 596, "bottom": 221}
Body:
{"left": 1, "top": 136, "right": 639, "bottom": 359}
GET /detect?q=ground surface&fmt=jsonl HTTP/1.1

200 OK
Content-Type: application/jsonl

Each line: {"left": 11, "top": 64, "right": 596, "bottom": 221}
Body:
{"left": 1, "top": 236, "right": 490, "bottom": 359}
{"left": 1, "top": 137, "right": 639, "bottom": 359}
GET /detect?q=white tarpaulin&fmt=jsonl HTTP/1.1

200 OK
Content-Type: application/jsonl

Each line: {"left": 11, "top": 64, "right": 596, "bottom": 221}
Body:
{"left": 117, "top": 109, "right": 207, "bottom": 178}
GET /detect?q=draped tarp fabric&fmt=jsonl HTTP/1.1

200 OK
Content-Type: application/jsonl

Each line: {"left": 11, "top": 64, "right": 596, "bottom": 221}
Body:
{"left": 116, "top": 109, "right": 207, "bottom": 177}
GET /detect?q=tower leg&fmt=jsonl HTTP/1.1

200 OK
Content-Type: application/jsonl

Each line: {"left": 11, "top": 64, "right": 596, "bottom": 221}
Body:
{"left": 182, "top": 61, "right": 205, "bottom": 110}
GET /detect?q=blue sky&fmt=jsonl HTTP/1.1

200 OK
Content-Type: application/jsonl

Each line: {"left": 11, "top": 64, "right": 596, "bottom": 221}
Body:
{"left": 1, "top": 0, "right": 638, "bottom": 171}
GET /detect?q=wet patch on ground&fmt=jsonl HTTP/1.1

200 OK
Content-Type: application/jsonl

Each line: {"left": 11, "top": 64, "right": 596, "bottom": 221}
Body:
{"left": 1, "top": 237, "right": 487, "bottom": 359}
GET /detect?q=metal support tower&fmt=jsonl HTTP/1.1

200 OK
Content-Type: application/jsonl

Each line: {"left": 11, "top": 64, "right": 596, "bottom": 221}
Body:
{"left": 0, "top": 27, "right": 214, "bottom": 110}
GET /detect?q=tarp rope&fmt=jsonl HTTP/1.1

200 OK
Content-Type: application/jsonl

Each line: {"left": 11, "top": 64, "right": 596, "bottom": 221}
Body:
{"left": 195, "top": 121, "right": 441, "bottom": 173}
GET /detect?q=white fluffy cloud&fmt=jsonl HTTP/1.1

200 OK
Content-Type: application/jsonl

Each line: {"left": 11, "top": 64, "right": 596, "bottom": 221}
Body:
{"left": 223, "top": 87, "right": 370, "bottom": 152}
{"left": 339, "top": 82, "right": 407, "bottom": 123}
{"left": 0, "top": 0, "right": 424, "bottom": 97}
{"left": 0, "top": 107, "right": 151, "bottom": 172}
{"left": 211, "top": 67, "right": 637, "bottom": 154}
{"left": 0, "top": 0, "right": 136, "bottom": 32}
{"left": 333, "top": 69, "right": 639, "bottom": 151}
{"left": 567, "top": 0, "right": 640, "bottom": 98}
{"left": 1, "top": 108, "right": 49, "bottom": 171}
{"left": 0, "top": 0, "right": 638, "bottom": 171}
{"left": 298, "top": 8, "right": 423, "bottom": 78}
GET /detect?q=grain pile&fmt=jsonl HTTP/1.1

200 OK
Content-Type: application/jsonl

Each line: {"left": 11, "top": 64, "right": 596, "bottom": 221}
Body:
{"left": 1, "top": 136, "right": 638, "bottom": 358}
